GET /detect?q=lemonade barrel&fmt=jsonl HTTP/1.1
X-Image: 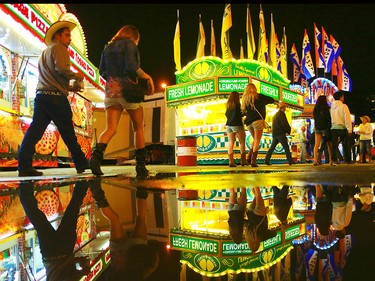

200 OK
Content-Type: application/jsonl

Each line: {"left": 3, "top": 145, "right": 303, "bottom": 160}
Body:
{"left": 176, "top": 135, "right": 197, "bottom": 166}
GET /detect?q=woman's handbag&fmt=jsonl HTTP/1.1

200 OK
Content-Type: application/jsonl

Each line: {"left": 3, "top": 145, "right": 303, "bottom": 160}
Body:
{"left": 253, "top": 107, "right": 270, "bottom": 129}
{"left": 121, "top": 78, "right": 148, "bottom": 103}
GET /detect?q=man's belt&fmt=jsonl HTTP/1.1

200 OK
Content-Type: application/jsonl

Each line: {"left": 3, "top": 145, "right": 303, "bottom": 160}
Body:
{"left": 36, "top": 90, "right": 62, "bottom": 96}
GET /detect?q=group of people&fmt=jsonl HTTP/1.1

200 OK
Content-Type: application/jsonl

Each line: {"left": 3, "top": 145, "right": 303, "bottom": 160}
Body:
{"left": 226, "top": 82, "right": 373, "bottom": 167}
{"left": 228, "top": 186, "right": 293, "bottom": 253}
{"left": 312, "top": 91, "right": 373, "bottom": 166}
{"left": 17, "top": 20, "right": 153, "bottom": 179}
{"left": 225, "top": 82, "right": 295, "bottom": 167}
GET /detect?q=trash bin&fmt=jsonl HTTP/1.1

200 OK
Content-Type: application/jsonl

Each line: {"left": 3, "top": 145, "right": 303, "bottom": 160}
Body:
{"left": 176, "top": 135, "right": 197, "bottom": 166}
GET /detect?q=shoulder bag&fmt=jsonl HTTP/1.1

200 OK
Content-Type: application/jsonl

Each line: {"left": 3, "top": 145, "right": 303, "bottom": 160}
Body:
{"left": 253, "top": 106, "right": 270, "bottom": 129}
{"left": 121, "top": 78, "right": 149, "bottom": 103}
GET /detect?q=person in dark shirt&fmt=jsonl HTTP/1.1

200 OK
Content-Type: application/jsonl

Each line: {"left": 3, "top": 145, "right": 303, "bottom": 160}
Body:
{"left": 244, "top": 187, "right": 277, "bottom": 253}
{"left": 272, "top": 185, "right": 293, "bottom": 225}
{"left": 227, "top": 187, "right": 247, "bottom": 243}
{"left": 241, "top": 83, "right": 274, "bottom": 167}
{"left": 225, "top": 91, "right": 246, "bottom": 167}
{"left": 264, "top": 101, "right": 294, "bottom": 165}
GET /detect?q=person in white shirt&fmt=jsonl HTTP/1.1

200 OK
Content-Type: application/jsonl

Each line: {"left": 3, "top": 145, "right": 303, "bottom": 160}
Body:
{"left": 297, "top": 125, "right": 308, "bottom": 164}
{"left": 330, "top": 91, "right": 353, "bottom": 165}
{"left": 357, "top": 115, "right": 373, "bottom": 163}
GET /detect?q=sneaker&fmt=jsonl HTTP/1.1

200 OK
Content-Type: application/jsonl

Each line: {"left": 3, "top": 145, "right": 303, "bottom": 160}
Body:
{"left": 76, "top": 163, "right": 90, "bottom": 174}
{"left": 18, "top": 168, "right": 43, "bottom": 177}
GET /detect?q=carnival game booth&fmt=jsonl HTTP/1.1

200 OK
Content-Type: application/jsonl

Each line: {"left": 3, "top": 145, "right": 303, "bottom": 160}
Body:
{"left": 165, "top": 57, "right": 304, "bottom": 166}
{"left": 169, "top": 187, "right": 306, "bottom": 279}
{"left": 0, "top": 4, "right": 105, "bottom": 169}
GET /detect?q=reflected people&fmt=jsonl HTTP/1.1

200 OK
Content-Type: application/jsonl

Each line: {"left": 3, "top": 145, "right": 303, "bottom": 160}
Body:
{"left": 311, "top": 184, "right": 333, "bottom": 236}
{"left": 18, "top": 180, "right": 91, "bottom": 281}
{"left": 227, "top": 187, "right": 247, "bottom": 244}
{"left": 272, "top": 185, "right": 293, "bottom": 225}
{"left": 89, "top": 177, "right": 159, "bottom": 281}
{"left": 244, "top": 187, "right": 277, "bottom": 253}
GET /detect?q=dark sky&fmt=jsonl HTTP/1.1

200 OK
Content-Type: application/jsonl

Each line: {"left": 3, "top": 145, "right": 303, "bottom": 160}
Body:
{"left": 65, "top": 3, "right": 375, "bottom": 118}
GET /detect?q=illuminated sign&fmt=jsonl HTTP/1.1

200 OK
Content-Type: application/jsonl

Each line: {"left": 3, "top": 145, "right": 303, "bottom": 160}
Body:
{"left": 217, "top": 77, "right": 249, "bottom": 93}
{"left": 170, "top": 234, "right": 219, "bottom": 254}
{"left": 284, "top": 223, "right": 306, "bottom": 241}
{"left": 166, "top": 79, "right": 216, "bottom": 102}
{"left": 309, "top": 77, "right": 338, "bottom": 102}
{"left": 252, "top": 79, "right": 279, "bottom": 99}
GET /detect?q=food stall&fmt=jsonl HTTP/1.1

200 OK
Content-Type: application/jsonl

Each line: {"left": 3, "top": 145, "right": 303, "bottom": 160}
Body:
{"left": 165, "top": 57, "right": 305, "bottom": 165}
{"left": 0, "top": 4, "right": 104, "bottom": 168}
{"left": 169, "top": 187, "right": 306, "bottom": 278}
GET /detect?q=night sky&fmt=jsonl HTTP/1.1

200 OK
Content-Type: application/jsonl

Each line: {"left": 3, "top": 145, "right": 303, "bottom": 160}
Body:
{"left": 65, "top": 3, "right": 375, "bottom": 121}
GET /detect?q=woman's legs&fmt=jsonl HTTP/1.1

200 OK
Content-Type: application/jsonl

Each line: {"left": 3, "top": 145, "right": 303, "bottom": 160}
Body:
{"left": 251, "top": 129, "right": 263, "bottom": 167}
{"left": 238, "top": 130, "right": 247, "bottom": 166}
{"left": 314, "top": 133, "right": 322, "bottom": 165}
{"left": 227, "top": 131, "right": 235, "bottom": 154}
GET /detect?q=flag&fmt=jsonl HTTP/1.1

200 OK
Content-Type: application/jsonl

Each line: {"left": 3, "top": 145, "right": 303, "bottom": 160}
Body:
{"left": 275, "top": 33, "right": 281, "bottom": 72}
{"left": 269, "top": 13, "right": 277, "bottom": 68}
{"left": 314, "top": 23, "right": 325, "bottom": 69}
{"left": 280, "top": 26, "right": 288, "bottom": 77}
{"left": 321, "top": 26, "right": 334, "bottom": 73}
{"left": 337, "top": 56, "right": 352, "bottom": 91}
{"left": 246, "top": 4, "right": 256, "bottom": 59}
{"left": 221, "top": 3, "right": 233, "bottom": 59}
{"left": 196, "top": 14, "right": 206, "bottom": 58}
{"left": 173, "top": 9, "right": 181, "bottom": 71}
{"left": 240, "top": 39, "right": 244, "bottom": 59}
{"left": 210, "top": 19, "right": 216, "bottom": 56}
{"left": 330, "top": 34, "right": 342, "bottom": 76}
{"left": 257, "top": 4, "right": 267, "bottom": 62}
{"left": 290, "top": 43, "right": 300, "bottom": 83}
{"left": 301, "top": 29, "right": 315, "bottom": 80}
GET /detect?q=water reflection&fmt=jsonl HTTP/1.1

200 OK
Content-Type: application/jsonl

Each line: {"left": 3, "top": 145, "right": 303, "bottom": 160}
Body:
{"left": 0, "top": 170, "right": 374, "bottom": 281}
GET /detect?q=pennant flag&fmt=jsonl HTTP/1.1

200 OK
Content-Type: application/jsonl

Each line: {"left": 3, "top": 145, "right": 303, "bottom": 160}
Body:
{"left": 280, "top": 26, "right": 288, "bottom": 77}
{"left": 301, "top": 29, "right": 315, "bottom": 80}
{"left": 269, "top": 13, "right": 277, "bottom": 68}
{"left": 337, "top": 56, "right": 353, "bottom": 91}
{"left": 321, "top": 26, "right": 334, "bottom": 73}
{"left": 240, "top": 38, "right": 245, "bottom": 59}
{"left": 275, "top": 33, "right": 281, "bottom": 72}
{"left": 246, "top": 4, "right": 256, "bottom": 59}
{"left": 196, "top": 14, "right": 206, "bottom": 58}
{"left": 221, "top": 3, "right": 233, "bottom": 59}
{"left": 330, "top": 34, "right": 342, "bottom": 76}
{"left": 290, "top": 43, "right": 301, "bottom": 83}
{"left": 257, "top": 4, "right": 267, "bottom": 62}
{"left": 173, "top": 9, "right": 181, "bottom": 71}
{"left": 210, "top": 19, "right": 216, "bottom": 56}
{"left": 314, "top": 23, "right": 325, "bottom": 70}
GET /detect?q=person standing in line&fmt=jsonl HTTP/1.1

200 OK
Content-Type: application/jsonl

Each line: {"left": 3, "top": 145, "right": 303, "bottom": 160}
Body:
{"left": 241, "top": 83, "right": 274, "bottom": 167}
{"left": 264, "top": 101, "right": 295, "bottom": 165}
{"left": 225, "top": 91, "right": 246, "bottom": 167}
{"left": 272, "top": 185, "right": 293, "bottom": 225}
{"left": 297, "top": 125, "right": 308, "bottom": 164}
{"left": 313, "top": 95, "right": 332, "bottom": 165}
{"left": 227, "top": 187, "right": 247, "bottom": 244}
{"left": 357, "top": 115, "right": 373, "bottom": 163}
{"left": 90, "top": 25, "right": 155, "bottom": 178}
{"left": 330, "top": 91, "right": 353, "bottom": 165}
{"left": 18, "top": 21, "right": 90, "bottom": 177}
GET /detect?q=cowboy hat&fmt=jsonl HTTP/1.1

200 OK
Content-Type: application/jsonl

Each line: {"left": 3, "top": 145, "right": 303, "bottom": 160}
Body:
{"left": 278, "top": 101, "right": 287, "bottom": 109}
{"left": 360, "top": 115, "right": 371, "bottom": 123}
{"left": 44, "top": 21, "right": 76, "bottom": 45}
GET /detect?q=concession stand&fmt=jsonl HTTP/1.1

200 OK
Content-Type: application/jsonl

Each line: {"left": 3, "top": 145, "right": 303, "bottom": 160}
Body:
{"left": 170, "top": 186, "right": 306, "bottom": 279}
{"left": 0, "top": 3, "right": 105, "bottom": 169}
{"left": 165, "top": 57, "right": 305, "bottom": 165}
{"left": 0, "top": 180, "right": 110, "bottom": 280}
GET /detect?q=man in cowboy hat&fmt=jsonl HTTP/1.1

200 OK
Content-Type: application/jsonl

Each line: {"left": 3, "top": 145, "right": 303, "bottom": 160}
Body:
{"left": 358, "top": 115, "right": 373, "bottom": 163}
{"left": 264, "top": 101, "right": 295, "bottom": 165}
{"left": 17, "top": 20, "right": 92, "bottom": 177}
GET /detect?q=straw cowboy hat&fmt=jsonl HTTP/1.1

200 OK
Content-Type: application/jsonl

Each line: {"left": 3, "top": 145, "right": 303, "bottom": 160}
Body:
{"left": 44, "top": 20, "right": 76, "bottom": 45}
{"left": 278, "top": 101, "right": 287, "bottom": 109}
{"left": 360, "top": 115, "right": 371, "bottom": 123}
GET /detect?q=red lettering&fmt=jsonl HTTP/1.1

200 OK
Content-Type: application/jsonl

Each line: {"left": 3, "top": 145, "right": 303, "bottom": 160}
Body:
{"left": 30, "top": 11, "right": 47, "bottom": 34}
{"left": 12, "top": 4, "right": 29, "bottom": 19}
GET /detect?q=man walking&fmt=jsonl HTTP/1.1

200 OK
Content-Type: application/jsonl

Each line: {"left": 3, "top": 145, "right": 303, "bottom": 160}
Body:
{"left": 264, "top": 101, "right": 294, "bottom": 165}
{"left": 330, "top": 91, "right": 353, "bottom": 165}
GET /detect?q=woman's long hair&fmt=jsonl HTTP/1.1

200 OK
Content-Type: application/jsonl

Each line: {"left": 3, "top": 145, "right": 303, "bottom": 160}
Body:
{"left": 226, "top": 91, "right": 240, "bottom": 111}
{"left": 110, "top": 25, "right": 140, "bottom": 43}
{"left": 241, "top": 83, "right": 258, "bottom": 112}
{"left": 314, "top": 95, "right": 330, "bottom": 112}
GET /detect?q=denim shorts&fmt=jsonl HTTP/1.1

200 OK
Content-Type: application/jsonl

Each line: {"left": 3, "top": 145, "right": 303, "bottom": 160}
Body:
{"left": 226, "top": 125, "right": 245, "bottom": 133}
{"left": 247, "top": 119, "right": 264, "bottom": 131}
{"left": 104, "top": 97, "right": 143, "bottom": 110}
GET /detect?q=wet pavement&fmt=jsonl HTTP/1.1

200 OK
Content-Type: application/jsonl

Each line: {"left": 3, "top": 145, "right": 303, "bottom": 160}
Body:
{"left": 0, "top": 163, "right": 374, "bottom": 281}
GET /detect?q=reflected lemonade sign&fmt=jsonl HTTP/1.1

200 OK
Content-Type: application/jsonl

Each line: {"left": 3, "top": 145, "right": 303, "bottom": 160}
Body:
{"left": 170, "top": 234, "right": 219, "bottom": 254}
